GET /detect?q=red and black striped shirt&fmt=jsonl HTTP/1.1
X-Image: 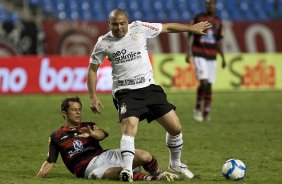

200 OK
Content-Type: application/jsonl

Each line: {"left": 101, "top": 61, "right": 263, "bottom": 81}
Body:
{"left": 191, "top": 12, "right": 223, "bottom": 60}
{"left": 47, "top": 122, "right": 105, "bottom": 178}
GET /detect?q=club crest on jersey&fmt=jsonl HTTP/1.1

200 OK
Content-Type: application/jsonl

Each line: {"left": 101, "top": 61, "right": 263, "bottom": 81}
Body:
{"left": 130, "top": 31, "right": 139, "bottom": 40}
{"left": 120, "top": 103, "right": 127, "bottom": 115}
{"left": 68, "top": 140, "right": 84, "bottom": 157}
{"left": 73, "top": 140, "right": 83, "bottom": 150}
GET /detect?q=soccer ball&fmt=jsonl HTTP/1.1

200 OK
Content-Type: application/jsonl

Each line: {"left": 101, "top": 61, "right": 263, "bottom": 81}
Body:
{"left": 222, "top": 159, "right": 246, "bottom": 180}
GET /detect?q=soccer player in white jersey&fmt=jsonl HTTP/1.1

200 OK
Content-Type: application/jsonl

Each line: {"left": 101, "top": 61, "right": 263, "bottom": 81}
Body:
{"left": 87, "top": 8, "right": 211, "bottom": 182}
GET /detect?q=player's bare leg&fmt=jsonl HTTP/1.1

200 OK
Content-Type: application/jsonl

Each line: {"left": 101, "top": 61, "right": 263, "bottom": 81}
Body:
{"left": 194, "top": 79, "right": 211, "bottom": 122}
{"left": 194, "top": 84, "right": 204, "bottom": 122}
{"left": 203, "top": 82, "right": 212, "bottom": 121}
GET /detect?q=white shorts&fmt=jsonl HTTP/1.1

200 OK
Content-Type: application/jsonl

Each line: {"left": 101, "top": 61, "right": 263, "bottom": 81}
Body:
{"left": 84, "top": 149, "right": 123, "bottom": 179}
{"left": 193, "top": 56, "right": 217, "bottom": 84}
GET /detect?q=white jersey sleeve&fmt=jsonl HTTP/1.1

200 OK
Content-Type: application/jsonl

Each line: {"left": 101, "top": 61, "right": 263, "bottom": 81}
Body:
{"left": 89, "top": 37, "right": 105, "bottom": 65}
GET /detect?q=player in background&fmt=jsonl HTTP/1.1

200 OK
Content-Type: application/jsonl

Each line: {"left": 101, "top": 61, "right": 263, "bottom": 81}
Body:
{"left": 35, "top": 97, "right": 179, "bottom": 182}
{"left": 87, "top": 8, "right": 211, "bottom": 181}
{"left": 186, "top": 0, "right": 226, "bottom": 122}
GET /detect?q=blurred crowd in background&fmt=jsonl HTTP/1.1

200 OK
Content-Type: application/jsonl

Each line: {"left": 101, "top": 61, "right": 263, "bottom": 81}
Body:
{"left": 0, "top": 0, "right": 281, "bottom": 56}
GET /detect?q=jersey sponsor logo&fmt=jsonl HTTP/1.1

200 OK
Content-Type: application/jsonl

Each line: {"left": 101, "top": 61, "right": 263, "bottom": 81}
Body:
{"left": 112, "top": 49, "right": 141, "bottom": 64}
{"left": 68, "top": 140, "right": 83, "bottom": 157}
{"left": 118, "top": 76, "right": 145, "bottom": 86}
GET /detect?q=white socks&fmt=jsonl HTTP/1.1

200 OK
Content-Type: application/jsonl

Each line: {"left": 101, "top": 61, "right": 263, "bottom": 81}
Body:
{"left": 120, "top": 134, "right": 135, "bottom": 171}
{"left": 166, "top": 132, "right": 183, "bottom": 167}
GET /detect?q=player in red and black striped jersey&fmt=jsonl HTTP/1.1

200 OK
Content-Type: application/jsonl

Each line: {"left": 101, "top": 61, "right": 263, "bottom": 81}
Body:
{"left": 47, "top": 122, "right": 105, "bottom": 177}
{"left": 35, "top": 97, "right": 179, "bottom": 181}
{"left": 186, "top": 0, "right": 226, "bottom": 122}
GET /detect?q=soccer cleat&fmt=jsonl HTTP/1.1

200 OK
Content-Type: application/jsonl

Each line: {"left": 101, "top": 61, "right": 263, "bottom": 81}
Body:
{"left": 120, "top": 169, "right": 133, "bottom": 182}
{"left": 168, "top": 163, "right": 194, "bottom": 179}
{"left": 157, "top": 171, "right": 180, "bottom": 182}
{"left": 193, "top": 109, "right": 203, "bottom": 122}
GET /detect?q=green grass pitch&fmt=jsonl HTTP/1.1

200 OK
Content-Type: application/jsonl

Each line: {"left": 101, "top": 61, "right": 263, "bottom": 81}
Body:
{"left": 0, "top": 91, "right": 281, "bottom": 184}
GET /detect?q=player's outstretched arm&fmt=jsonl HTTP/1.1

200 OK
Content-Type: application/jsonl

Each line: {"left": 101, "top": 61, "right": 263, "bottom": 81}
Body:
{"left": 35, "top": 161, "right": 54, "bottom": 178}
{"left": 162, "top": 21, "right": 211, "bottom": 35}
{"left": 87, "top": 63, "right": 104, "bottom": 114}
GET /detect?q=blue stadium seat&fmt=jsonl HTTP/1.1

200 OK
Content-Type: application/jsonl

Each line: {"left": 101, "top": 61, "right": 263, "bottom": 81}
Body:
{"left": 55, "top": 1, "right": 65, "bottom": 13}
{"left": 41, "top": 0, "right": 54, "bottom": 15}
{"left": 181, "top": 10, "right": 192, "bottom": 21}
{"left": 28, "top": 0, "right": 41, "bottom": 7}
{"left": 131, "top": 10, "right": 143, "bottom": 20}
{"left": 103, "top": 0, "right": 117, "bottom": 16}
{"left": 57, "top": 11, "right": 67, "bottom": 20}
{"left": 116, "top": 0, "right": 128, "bottom": 10}
{"left": 188, "top": 0, "right": 202, "bottom": 14}
{"left": 129, "top": 0, "right": 139, "bottom": 11}
{"left": 140, "top": 9, "right": 156, "bottom": 21}
{"left": 263, "top": 0, "right": 276, "bottom": 18}
{"left": 0, "top": 4, "right": 19, "bottom": 22}
{"left": 9, "top": 12, "right": 19, "bottom": 22}
{"left": 168, "top": 10, "right": 181, "bottom": 21}
{"left": 279, "top": 0, "right": 282, "bottom": 18}
{"left": 80, "top": 0, "right": 91, "bottom": 10}
{"left": 218, "top": 10, "right": 230, "bottom": 20}
{"left": 177, "top": 0, "right": 189, "bottom": 12}
{"left": 140, "top": 0, "right": 151, "bottom": 10}
{"left": 81, "top": 10, "right": 92, "bottom": 21}
{"left": 0, "top": 5, "right": 7, "bottom": 22}
{"left": 26, "top": 0, "right": 280, "bottom": 21}
{"left": 156, "top": 10, "right": 167, "bottom": 21}
{"left": 153, "top": 0, "right": 164, "bottom": 11}
{"left": 164, "top": 0, "right": 176, "bottom": 11}
{"left": 92, "top": 0, "right": 103, "bottom": 12}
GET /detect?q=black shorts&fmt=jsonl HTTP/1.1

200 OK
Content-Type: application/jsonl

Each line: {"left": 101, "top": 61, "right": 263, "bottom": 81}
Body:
{"left": 113, "top": 84, "right": 176, "bottom": 123}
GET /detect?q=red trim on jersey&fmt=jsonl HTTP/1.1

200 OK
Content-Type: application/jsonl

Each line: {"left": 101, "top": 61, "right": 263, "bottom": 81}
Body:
{"left": 192, "top": 46, "right": 218, "bottom": 56}
{"left": 141, "top": 23, "right": 160, "bottom": 31}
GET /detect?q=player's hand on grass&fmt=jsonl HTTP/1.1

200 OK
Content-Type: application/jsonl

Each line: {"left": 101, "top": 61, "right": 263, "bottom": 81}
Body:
{"left": 191, "top": 21, "right": 212, "bottom": 35}
{"left": 90, "top": 95, "right": 104, "bottom": 114}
